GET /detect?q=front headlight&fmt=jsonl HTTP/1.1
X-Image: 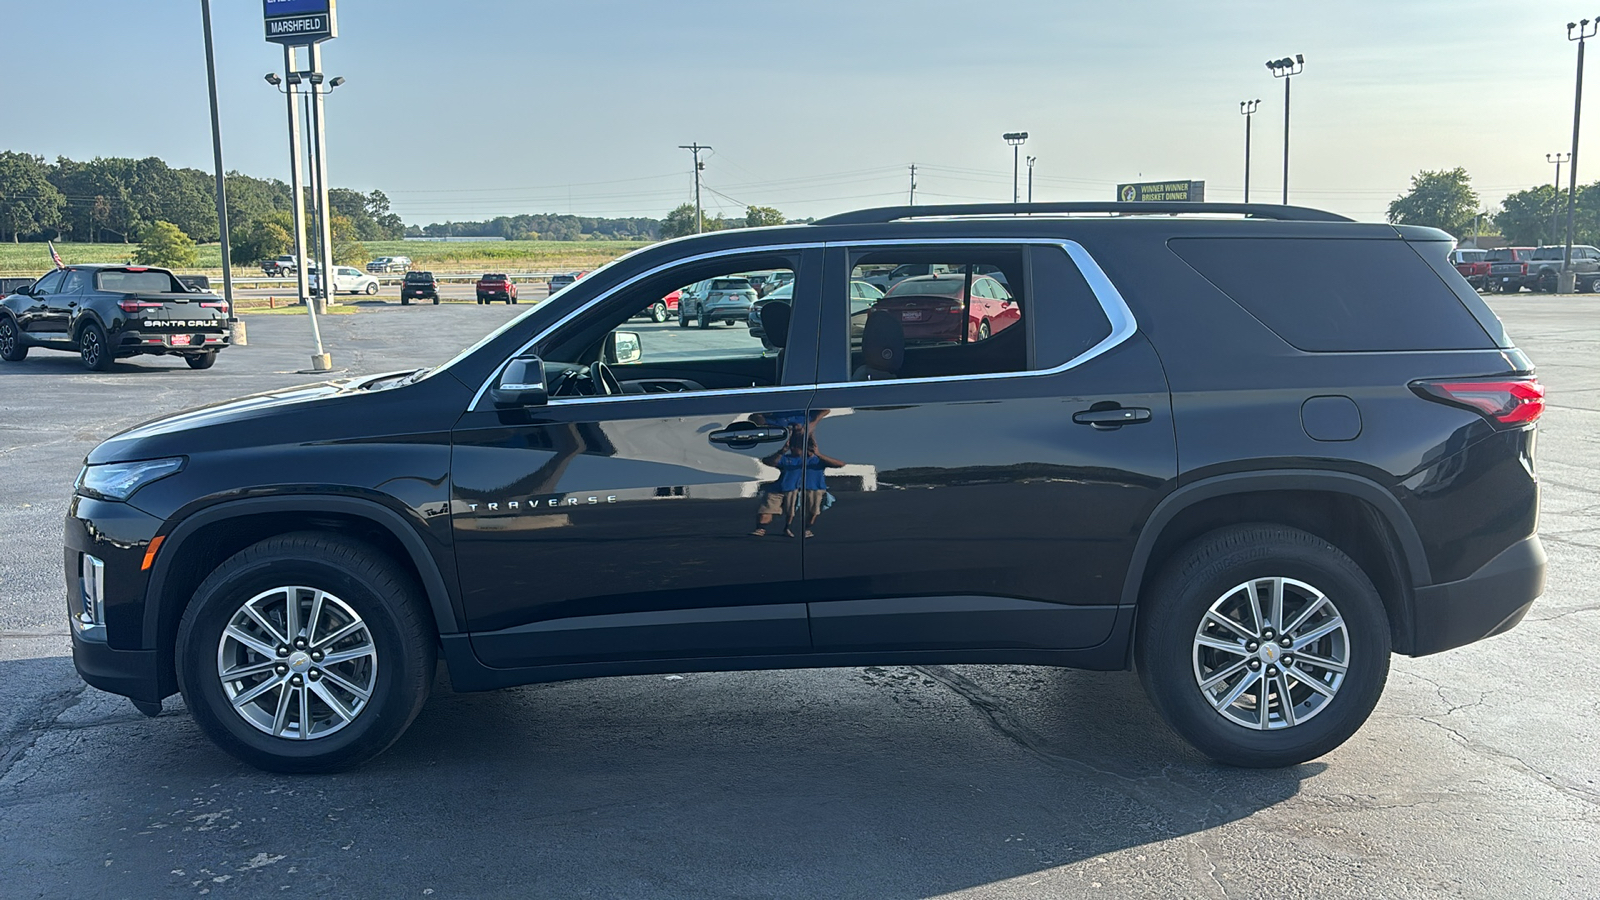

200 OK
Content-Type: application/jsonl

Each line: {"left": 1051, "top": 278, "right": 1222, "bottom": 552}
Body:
{"left": 76, "top": 457, "right": 185, "bottom": 502}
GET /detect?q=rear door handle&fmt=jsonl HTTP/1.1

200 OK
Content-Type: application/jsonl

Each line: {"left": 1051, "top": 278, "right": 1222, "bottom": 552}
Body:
{"left": 1073, "top": 406, "right": 1152, "bottom": 427}
{"left": 709, "top": 425, "right": 789, "bottom": 446}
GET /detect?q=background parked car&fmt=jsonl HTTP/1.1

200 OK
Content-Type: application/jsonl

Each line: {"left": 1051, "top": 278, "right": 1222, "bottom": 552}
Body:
{"left": 548, "top": 272, "right": 578, "bottom": 294}
{"left": 310, "top": 266, "right": 381, "bottom": 296}
{"left": 475, "top": 273, "right": 518, "bottom": 304}
{"left": 876, "top": 272, "right": 1019, "bottom": 344}
{"left": 1525, "top": 244, "right": 1600, "bottom": 292}
{"left": 261, "top": 255, "right": 297, "bottom": 277}
{"left": 400, "top": 271, "right": 440, "bottom": 305}
{"left": 860, "top": 262, "right": 955, "bottom": 294}
{"left": 1486, "top": 247, "right": 1537, "bottom": 293}
{"left": 366, "top": 256, "right": 411, "bottom": 274}
{"left": 679, "top": 277, "right": 757, "bottom": 328}
{"left": 1449, "top": 248, "right": 1491, "bottom": 289}
{"left": 634, "top": 289, "right": 679, "bottom": 322}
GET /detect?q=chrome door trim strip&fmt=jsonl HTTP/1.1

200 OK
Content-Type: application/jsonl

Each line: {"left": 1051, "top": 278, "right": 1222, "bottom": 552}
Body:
{"left": 466, "top": 237, "right": 1138, "bottom": 412}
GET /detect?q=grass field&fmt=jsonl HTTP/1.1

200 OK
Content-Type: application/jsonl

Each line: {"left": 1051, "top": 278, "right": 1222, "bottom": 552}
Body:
{"left": 0, "top": 239, "right": 652, "bottom": 277}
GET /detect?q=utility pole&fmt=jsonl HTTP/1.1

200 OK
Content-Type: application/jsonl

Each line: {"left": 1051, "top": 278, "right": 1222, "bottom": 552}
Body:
{"left": 307, "top": 45, "right": 336, "bottom": 317}
{"left": 909, "top": 163, "right": 917, "bottom": 205}
{"left": 270, "top": 56, "right": 328, "bottom": 371}
{"left": 1563, "top": 20, "right": 1597, "bottom": 292}
{"left": 1548, "top": 152, "right": 1570, "bottom": 244}
{"left": 1026, "top": 156, "right": 1036, "bottom": 202}
{"left": 199, "top": 0, "right": 243, "bottom": 345}
{"left": 1003, "top": 133, "right": 1029, "bottom": 202}
{"left": 678, "top": 143, "right": 710, "bottom": 233}
{"left": 1266, "top": 55, "right": 1305, "bottom": 204}
{"left": 1240, "top": 99, "right": 1261, "bottom": 203}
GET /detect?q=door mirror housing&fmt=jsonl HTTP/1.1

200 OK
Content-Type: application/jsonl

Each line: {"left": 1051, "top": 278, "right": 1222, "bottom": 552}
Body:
{"left": 491, "top": 355, "right": 548, "bottom": 408}
{"left": 606, "top": 331, "right": 643, "bottom": 365}
{"left": 13, "top": 284, "right": 31, "bottom": 296}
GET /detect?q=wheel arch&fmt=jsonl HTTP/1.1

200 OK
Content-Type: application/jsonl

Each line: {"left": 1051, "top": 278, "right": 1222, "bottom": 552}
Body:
{"left": 144, "top": 496, "right": 460, "bottom": 696}
{"left": 1122, "top": 471, "right": 1431, "bottom": 658}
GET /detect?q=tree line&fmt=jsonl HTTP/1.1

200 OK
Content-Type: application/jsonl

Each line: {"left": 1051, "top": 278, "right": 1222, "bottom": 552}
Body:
{"left": 1387, "top": 166, "right": 1600, "bottom": 247}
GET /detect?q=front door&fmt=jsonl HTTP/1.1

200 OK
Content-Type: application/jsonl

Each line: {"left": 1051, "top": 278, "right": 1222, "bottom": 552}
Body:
{"left": 19, "top": 269, "right": 67, "bottom": 337}
{"left": 801, "top": 242, "right": 1177, "bottom": 653}
{"left": 452, "top": 247, "right": 824, "bottom": 669}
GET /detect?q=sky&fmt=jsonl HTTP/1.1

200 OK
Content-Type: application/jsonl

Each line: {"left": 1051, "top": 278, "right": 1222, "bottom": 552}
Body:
{"left": 1, "top": 0, "right": 1592, "bottom": 229}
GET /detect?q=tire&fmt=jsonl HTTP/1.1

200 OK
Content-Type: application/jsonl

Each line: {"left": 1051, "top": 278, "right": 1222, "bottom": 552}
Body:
{"left": 0, "top": 316, "right": 26, "bottom": 362}
{"left": 432, "top": 298, "right": 440, "bottom": 305}
{"left": 1500, "top": 282, "right": 1520, "bottom": 294}
{"left": 79, "top": 321, "right": 113, "bottom": 372}
{"left": 678, "top": 308, "right": 690, "bottom": 328}
{"left": 185, "top": 351, "right": 217, "bottom": 370}
{"left": 1134, "top": 524, "right": 1390, "bottom": 768}
{"left": 401, "top": 298, "right": 411, "bottom": 306}
{"left": 1539, "top": 273, "right": 1558, "bottom": 293}
{"left": 977, "top": 320, "right": 991, "bottom": 341}
{"left": 174, "top": 532, "right": 436, "bottom": 773}
{"left": 650, "top": 302, "right": 667, "bottom": 323}
{"left": 366, "top": 282, "right": 379, "bottom": 296}
{"left": 697, "top": 307, "right": 710, "bottom": 329}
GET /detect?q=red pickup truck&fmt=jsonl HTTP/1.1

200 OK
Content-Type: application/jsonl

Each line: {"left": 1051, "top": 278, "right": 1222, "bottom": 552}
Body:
{"left": 1450, "top": 248, "right": 1491, "bottom": 290}
{"left": 475, "top": 273, "right": 518, "bottom": 305}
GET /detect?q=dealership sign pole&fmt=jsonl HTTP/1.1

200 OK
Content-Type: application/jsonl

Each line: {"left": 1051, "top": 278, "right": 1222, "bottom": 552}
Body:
{"left": 265, "top": 0, "right": 337, "bottom": 371}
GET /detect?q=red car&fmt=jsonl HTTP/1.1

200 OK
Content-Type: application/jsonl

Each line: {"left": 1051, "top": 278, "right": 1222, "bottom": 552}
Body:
{"left": 475, "top": 273, "right": 518, "bottom": 304}
{"left": 636, "top": 290, "right": 680, "bottom": 322}
{"left": 875, "top": 273, "right": 1020, "bottom": 344}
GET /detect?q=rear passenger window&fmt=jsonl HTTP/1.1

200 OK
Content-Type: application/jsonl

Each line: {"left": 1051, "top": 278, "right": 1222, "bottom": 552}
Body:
{"left": 1169, "top": 238, "right": 1495, "bottom": 352}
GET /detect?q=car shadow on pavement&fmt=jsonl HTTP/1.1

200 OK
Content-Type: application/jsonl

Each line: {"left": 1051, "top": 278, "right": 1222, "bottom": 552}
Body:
{"left": 2, "top": 656, "right": 1319, "bottom": 897}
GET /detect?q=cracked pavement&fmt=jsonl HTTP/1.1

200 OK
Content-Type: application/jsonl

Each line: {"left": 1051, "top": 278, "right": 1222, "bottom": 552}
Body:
{"left": 2, "top": 298, "right": 1598, "bottom": 899}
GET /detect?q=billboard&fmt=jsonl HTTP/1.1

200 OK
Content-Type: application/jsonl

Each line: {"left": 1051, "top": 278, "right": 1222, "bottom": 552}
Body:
{"left": 1116, "top": 180, "right": 1205, "bottom": 203}
{"left": 264, "top": 0, "right": 337, "bottom": 44}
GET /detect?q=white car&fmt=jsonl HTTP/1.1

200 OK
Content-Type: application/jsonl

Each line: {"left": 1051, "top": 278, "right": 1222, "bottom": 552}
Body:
{"left": 310, "top": 266, "right": 381, "bottom": 296}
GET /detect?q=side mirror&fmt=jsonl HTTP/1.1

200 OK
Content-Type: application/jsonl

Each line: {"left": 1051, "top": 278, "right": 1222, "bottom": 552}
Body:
{"left": 13, "top": 284, "right": 31, "bottom": 296}
{"left": 491, "top": 355, "right": 548, "bottom": 408}
{"left": 607, "top": 331, "right": 642, "bottom": 365}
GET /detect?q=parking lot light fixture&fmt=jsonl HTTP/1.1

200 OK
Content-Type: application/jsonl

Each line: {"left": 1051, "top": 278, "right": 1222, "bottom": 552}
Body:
{"left": 1240, "top": 99, "right": 1261, "bottom": 203}
{"left": 1003, "top": 133, "right": 1029, "bottom": 203}
{"left": 1562, "top": 19, "right": 1599, "bottom": 291}
{"left": 1266, "top": 55, "right": 1305, "bottom": 204}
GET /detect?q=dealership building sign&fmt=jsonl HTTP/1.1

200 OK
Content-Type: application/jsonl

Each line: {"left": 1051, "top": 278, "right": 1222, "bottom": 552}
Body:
{"left": 264, "top": 0, "right": 337, "bottom": 44}
{"left": 1116, "top": 180, "right": 1205, "bottom": 203}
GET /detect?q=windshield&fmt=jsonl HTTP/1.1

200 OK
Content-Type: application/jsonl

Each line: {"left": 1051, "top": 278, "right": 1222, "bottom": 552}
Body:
{"left": 95, "top": 269, "right": 184, "bottom": 293}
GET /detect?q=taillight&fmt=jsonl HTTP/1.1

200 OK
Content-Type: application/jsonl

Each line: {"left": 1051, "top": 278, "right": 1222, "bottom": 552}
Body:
{"left": 199, "top": 300, "right": 228, "bottom": 311}
{"left": 1519, "top": 263, "right": 1528, "bottom": 275}
{"left": 118, "top": 300, "right": 164, "bottom": 313}
{"left": 1414, "top": 377, "right": 1545, "bottom": 426}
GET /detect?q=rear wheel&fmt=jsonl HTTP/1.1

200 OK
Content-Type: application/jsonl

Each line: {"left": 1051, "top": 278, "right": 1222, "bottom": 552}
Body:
{"left": 1135, "top": 524, "right": 1390, "bottom": 768}
{"left": 401, "top": 298, "right": 411, "bottom": 306}
{"left": 185, "top": 351, "right": 217, "bottom": 370}
{"left": 175, "top": 533, "right": 436, "bottom": 773}
{"left": 365, "top": 282, "right": 378, "bottom": 296}
{"left": 977, "top": 320, "right": 991, "bottom": 341}
{"left": 697, "top": 308, "right": 710, "bottom": 329}
{"left": 79, "top": 321, "right": 112, "bottom": 372}
{"left": 0, "top": 317, "right": 26, "bottom": 362}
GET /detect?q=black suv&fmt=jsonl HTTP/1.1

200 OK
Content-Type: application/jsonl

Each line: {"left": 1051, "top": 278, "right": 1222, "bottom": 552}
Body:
{"left": 65, "top": 202, "right": 1545, "bottom": 773}
{"left": 2, "top": 264, "right": 230, "bottom": 371}
{"left": 400, "top": 271, "right": 440, "bottom": 305}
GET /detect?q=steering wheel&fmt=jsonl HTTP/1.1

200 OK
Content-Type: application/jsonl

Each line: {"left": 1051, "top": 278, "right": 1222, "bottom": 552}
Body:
{"left": 588, "top": 360, "right": 622, "bottom": 396}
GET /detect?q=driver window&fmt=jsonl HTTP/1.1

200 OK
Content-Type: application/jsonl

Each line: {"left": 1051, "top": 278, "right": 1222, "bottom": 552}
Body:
{"left": 536, "top": 254, "right": 800, "bottom": 399}
{"left": 30, "top": 270, "right": 66, "bottom": 295}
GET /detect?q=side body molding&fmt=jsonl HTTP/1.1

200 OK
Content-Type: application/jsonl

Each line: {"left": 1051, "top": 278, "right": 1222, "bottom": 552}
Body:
{"left": 142, "top": 495, "right": 461, "bottom": 647}
{"left": 1118, "top": 469, "right": 1433, "bottom": 610}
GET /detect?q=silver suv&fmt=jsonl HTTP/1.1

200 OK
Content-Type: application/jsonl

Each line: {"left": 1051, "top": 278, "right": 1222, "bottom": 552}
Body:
{"left": 679, "top": 277, "right": 757, "bottom": 328}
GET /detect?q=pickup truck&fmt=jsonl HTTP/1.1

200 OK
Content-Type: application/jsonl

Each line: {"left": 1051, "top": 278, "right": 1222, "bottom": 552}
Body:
{"left": 475, "top": 273, "right": 518, "bottom": 304}
{"left": 1449, "top": 248, "right": 1490, "bottom": 289}
{"left": 1484, "top": 247, "right": 1537, "bottom": 294}
{"left": 0, "top": 264, "right": 230, "bottom": 371}
{"left": 260, "top": 255, "right": 298, "bottom": 277}
{"left": 1524, "top": 244, "right": 1600, "bottom": 292}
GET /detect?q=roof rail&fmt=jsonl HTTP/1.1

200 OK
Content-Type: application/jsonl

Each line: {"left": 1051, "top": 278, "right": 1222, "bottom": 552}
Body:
{"left": 812, "top": 201, "right": 1354, "bottom": 226}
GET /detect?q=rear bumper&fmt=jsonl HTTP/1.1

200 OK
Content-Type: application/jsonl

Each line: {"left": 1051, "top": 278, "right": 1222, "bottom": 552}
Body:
{"left": 1408, "top": 534, "right": 1545, "bottom": 656}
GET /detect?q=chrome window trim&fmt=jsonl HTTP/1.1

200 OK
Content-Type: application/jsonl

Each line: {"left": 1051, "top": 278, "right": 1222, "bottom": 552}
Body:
{"left": 468, "top": 238, "right": 1137, "bottom": 412}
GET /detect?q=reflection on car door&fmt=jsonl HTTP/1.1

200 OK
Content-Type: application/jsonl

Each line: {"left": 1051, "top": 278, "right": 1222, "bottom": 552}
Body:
{"left": 21, "top": 270, "right": 67, "bottom": 336}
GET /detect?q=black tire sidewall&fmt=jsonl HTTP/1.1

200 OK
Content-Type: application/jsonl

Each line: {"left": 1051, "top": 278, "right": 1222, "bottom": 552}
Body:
{"left": 175, "top": 540, "right": 431, "bottom": 772}
{"left": 80, "top": 322, "right": 111, "bottom": 371}
{"left": 0, "top": 317, "right": 24, "bottom": 361}
{"left": 1136, "top": 526, "right": 1391, "bottom": 767}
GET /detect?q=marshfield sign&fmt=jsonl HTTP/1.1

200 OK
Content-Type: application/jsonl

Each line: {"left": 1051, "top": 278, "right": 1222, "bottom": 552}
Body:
{"left": 264, "top": 0, "right": 337, "bottom": 44}
{"left": 1116, "top": 180, "right": 1205, "bottom": 203}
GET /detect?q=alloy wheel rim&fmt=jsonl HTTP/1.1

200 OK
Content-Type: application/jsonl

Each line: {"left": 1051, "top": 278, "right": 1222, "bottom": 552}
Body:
{"left": 216, "top": 585, "right": 378, "bottom": 740}
{"left": 0, "top": 320, "right": 14, "bottom": 354}
{"left": 1191, "top": 576, "right": 1349, "bottom": 730}
{"left": 83, "top": 331, "right": 100, "bottom": 366}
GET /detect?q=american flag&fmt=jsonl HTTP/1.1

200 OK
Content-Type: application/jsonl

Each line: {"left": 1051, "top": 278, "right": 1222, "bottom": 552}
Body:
{"left": 48, "top": 242, "right": 64, "bottom": 269}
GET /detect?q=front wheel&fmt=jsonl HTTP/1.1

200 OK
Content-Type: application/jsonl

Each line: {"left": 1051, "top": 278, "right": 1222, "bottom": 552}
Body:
{"left": 79, "top": 321, "right": 113, "bottom": 372}
{"left": 650, "top": 302, "right": 667, "bottom": 323}
{"left": 174, "top": 533, "right": 437, "bottom": 773}
{"left": 1135, "top": 524, "right": 1390, "bottom": 768}
{"left": 185, "top": 351, "right": 217, "bottom": 370}
{"left": 366, "top": 282, "right": 379, "bottom": 296}
{"left": 0, "top": 317, "right": 26, "bottom": 361}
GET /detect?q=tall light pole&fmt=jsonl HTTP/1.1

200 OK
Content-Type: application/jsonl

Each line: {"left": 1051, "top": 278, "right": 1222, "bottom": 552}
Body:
{"left": 1026, "top": 156, "right": 1036, "bottom": 202}
{"left": 266, "top": 65, "right": 329, "bottom": 371}
{"left": 1548, "top": 152, "right": 1571, "bottom": 244}
{"left": 305, "top": 49, "right": 340, "bottom": 317}
{"left": 908, "top": 163, "right": 917, "bottom": 205}
{"left": 1003, "top": 132, "right": 1028, "bottom": 202}
{"left": 678, "top": 143, "right": 710, "bottom": 233}
{"left": 1266, "top": 55, "right": 1305, "bottom": 204}
{"left": 1240, "top": 99, "right": 1261, "bottom": 203}
{"left": 199, "top": 0, "right": 244, "bottom": 345}
{"left": 1563, "top": 19, "right": 1598, "bottom": 292}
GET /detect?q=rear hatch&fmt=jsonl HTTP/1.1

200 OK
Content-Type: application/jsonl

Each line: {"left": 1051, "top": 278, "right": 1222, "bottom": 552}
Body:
{"left": 99, "top": 268, "right": 228, "bottom": 346}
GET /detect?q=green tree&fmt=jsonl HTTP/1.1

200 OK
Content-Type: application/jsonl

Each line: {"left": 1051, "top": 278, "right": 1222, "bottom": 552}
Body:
{"left": 1387, "top": 168, "right": 1479, "bottom": 238}
{"left": 134, "top": 220, "right": 198, "bottom": 268}
{"left": 231, "top": 210, "right": 294, "bottom": 264}
{"left": 745, "top": 205, "right": 785, "bottom": 228}
{"left": 1495, "top": 185, "right": 1563, "bottom": 246}
{"left": 0, "top": 151, "right": 66, "bottom": 242}
{"left": 662, "top": 203, "right": 701, "bottom": 238}
{"left": 330, "top": 213, "right": 366, "bottom": 265}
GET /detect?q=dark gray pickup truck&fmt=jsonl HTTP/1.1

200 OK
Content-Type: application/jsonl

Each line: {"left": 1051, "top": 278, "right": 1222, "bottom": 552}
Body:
{"left": 0, "top": 264, "right": 231, "bottom": 371}
{"left": 1524, "top": 244, "right": 1600, "bottom": 293}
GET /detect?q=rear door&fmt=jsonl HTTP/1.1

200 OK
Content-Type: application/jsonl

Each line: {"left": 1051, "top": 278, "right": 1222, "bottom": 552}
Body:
{"left": 801, "top": 241, "right": 1176, "bottom": 653}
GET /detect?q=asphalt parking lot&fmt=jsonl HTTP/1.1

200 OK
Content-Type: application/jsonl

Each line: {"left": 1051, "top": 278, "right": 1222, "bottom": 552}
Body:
{"left": 1, "top": 297, "right": 1597, "bottom": 899}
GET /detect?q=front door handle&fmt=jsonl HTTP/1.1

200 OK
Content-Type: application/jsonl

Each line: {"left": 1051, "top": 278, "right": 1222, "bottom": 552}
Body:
{"left": 709, "top": 425, "right": 790, "bottom": 446}
{"left": 1073, "top": 406, "right": 1152, "bottom": 427}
